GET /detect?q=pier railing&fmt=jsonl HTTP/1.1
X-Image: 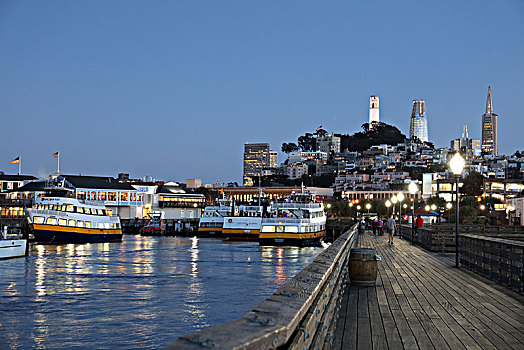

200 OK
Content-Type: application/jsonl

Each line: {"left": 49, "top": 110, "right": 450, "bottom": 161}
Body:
{"left": 460, "top": 234, "right": 524, "bottom": 294}
{"left": 165, "top": 225, "right": 358, "bottom": 350}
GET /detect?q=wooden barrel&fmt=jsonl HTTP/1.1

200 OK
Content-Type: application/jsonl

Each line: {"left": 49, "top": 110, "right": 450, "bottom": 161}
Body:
{"left": 349, "top": 248, "right": 378, "bottom": 285}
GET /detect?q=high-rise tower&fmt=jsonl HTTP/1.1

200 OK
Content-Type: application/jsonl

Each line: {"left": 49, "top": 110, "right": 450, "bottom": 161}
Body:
{"left": 481, "top": 86, "right": 498, "bottom": 156}
{"left": 409, "top": 100, "right": 428, "bottom": 142}
{"left": 368, "top": 96, "right": 379, "bottom": 129}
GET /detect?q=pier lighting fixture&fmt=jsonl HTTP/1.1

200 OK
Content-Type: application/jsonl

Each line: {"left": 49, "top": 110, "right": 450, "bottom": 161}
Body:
{"left": 431, "top": 204, "right": 437, "bottom": 211}
{"left": 357, "top": 205, "right": 361, "bottom": 210}
{"left": 450, "top": 152, "right": 465, "bottom": 268}
{"left": 349, "top": 202, "right": 353, "bottom": 207}
{"left": 365, "top": 203, "right": 371, "bottom": 214}
{"left": 480, "top": 204, "right": 485, "bottom": 211}
{"left": 425, "top": 205, "right": 430, "bottom": 211}
{"left": 391, "top": 195, "right": 398, "bottom": 217}
{"left": 408, "top": 182, "right": 418, "bottom": 244}
{"left": 403, "top": 204, "right": 407, "bottom": 209}
{"left": 326, "top": 203, "right": 332, "bottom": 209}
{"left": 385, "top": 200, "right": 391, "bottom": 215}
{"left": 397, "top": 192, "right": 405, "bottom": 228}
{"left": 446, "top": 202, "right": 452, "bottom": 209}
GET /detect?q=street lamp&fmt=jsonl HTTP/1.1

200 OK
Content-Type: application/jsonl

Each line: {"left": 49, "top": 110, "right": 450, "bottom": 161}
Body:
{"left": 450, "top": 152, "right": 465, "bottom": 268}
{"left": 431, "top": 204, "right": 436, "bottom": 211}
{"left": 385, "top": 200, "right": 391, "bottom": 215}
{"left": 365, "top": 203, "right": 371, "bottom": 214}
{"left": 391, "top": 195, "right": 398, "bottom": 218}
{"left": 480, "top": 204, "right": 485, "bottom": 211}
{"left": 408, "top": 181, "right": 418, "bottom": 244}
{"left": 397, "top": 192, "right": 405, "bottom": 227}
{"left": 446, "top": 202, "right": 452, "bottom": 223}
{"left": 425, "top": 205, "right": 430, "bottom": 211}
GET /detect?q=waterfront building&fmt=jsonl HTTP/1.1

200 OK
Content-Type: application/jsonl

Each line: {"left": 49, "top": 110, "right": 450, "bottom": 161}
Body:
{"left": 342, "top": 189, "right": 414, "bottom": 201}
{"left": 450, "top": 125, "right": 481, "bottom": 157}
{"left": 243, "top": 143, "right": 271, "bottom": 186}
{"left": 155, "top": 182, "right": 205, "bottom": 220}
{"left": 222, "top": 186, "right": 333, "bottom": 203}
{"left": 0, "top": 174, "right": 37, "bottom": 196}
{"left": 368, "top": 96, "right": 380, "bottom": 130}
{"left": 481, "top": 86, "right": 498, "bottom": 156}
{"left": 186, "top": 179, "right": 202, "bottom": 189}
{"left": 409, "top": 100, "right": 428, "bottom": 142}
{"left": 287, "top": 163, "right": 308, "bottom": 179}
{"left": 316, "top": 134, "right": 341, "bottom": 154}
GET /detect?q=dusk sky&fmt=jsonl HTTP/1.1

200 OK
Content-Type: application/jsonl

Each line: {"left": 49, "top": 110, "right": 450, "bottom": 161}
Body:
{"left": 1, "top": 1, "right": 523, "bottom": 183}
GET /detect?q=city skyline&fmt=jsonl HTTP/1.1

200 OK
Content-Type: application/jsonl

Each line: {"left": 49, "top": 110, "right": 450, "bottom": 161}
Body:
{"left": 1, "top": 1, "right": 523, "bottom": 183}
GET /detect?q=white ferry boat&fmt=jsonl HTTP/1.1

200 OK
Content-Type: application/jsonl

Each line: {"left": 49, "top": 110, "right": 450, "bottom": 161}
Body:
{"left": 221, "top": 205, "right": 264, "bottom": 241}
{"left": 259, "top": 191, "right": 326, "bottom": 247}
{"left": 25, "top": 197, "right": 122, "bottom": 243}
{"left": 197, "top": 198, "right": 233, "bottom": 237}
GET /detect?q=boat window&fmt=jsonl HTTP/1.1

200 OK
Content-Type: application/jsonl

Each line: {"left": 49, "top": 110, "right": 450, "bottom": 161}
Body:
{"left": 68, "top": 219, "right": 76, "bottom": 227}
{"left": 85, "top": 221, "right": 92, "bottom": 228}
{"left": 46, "top": 218, "right": 57, "bottom": 225}
{"left": 276, "top": 225, "right": 284, "bottom": 233}
{"left": 61, "top": 205, "right": 67, "bottom": 211}
{"left": 58, "top": 219, "right": 67, "bottom": 226}
{"left": 33, "top": 216, "right": 45, "bottom": 224}
{"left": 97, "top": 209, "right": 104, "bottom": 216}
{"left": 285, "top": 226, "right": 298, "bottom": 233}
{"left": 77, "top": 220, "right": 85, "bottom": 228}
{"left": 98, "top": 223, "right": 104, "bottom": 229}
{"left": 105, "top": 210, "right": 112, "bottom": 216}
{"left": 66, "top": 205, "right": 74, "bottom": 212}
{"left": 115, "top": 223, "right": 120, "bottom": 229}
{"left": 110, "top": 223, "right": 115, "bottom": 229}
{"left": 84, "top": 208, "right": 91, "bottom": 214}
{"left": 261, "top": 226, "right": 275, "bottom": 233}
{"left": 76, "top": 207, "right": 83, "bottom": 214}
{"left": 104, "top": 223, "right": 110, "bottom": 229}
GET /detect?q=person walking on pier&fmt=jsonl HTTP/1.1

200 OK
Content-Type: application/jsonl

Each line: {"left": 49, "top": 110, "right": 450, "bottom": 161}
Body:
{"left": 372, "top": 219, "right": 377, "bottom": 235}
{"left": 387, "top": 215, "right": 396, "bottom": 245}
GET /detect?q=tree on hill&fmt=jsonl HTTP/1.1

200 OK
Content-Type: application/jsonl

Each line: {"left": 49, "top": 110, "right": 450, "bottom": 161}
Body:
{"left": 281, "top": 142, "right": 300, "bottom": 154}
{"left": 461, "top": 171, "right": 484, "bottom": 197}
{"left": 298, "top": 133, "right": 316, "bottom": 151}
{"left": 340, "top": 122, "right": 407, "bottom": 152}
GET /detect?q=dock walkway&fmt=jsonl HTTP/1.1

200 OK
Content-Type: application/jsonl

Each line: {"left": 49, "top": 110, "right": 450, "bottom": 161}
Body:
{"left": 333, "top": 232, "right": 524, "bottom": 349}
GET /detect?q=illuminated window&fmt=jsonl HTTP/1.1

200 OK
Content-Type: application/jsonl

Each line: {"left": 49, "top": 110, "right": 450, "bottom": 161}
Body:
{"left": 46, "top": 217, "right": 57, "bottom": 225}
{"left": 77, "top": 207, "right": 84, "bottom": 214}
{"left": 97, "top": 209, "right": 104, "bottom": 216}
{"left": 58, "top": 219, "right": 67, "bottom": 226}
{"left": 33, "top": 216, "right": 45, "bottom": 224}
{"left": 285, "top": 226, "right": 298, "bottom": 233}
{"left": 77, "top": 220, "right": 85, "bottom": 227}
{"left": 120, "top": 192, "right": 128, "bottom": 201}
{"left": 261, "top": 226, "right": 275, "bottom": 232}
{"left": 68, "top": 219, "right": 76, "bottom": 227}
{"left": 98, "top": 223, "right": 104, "bottom": 229}
{"left": 66, "top": 205, "right": 74, "bottom": 212}
{"left": 85, "top": 221, "right": 92, "bottom": 228}
{"left": 108, "top": 192, "right": 116, "bottom": 201}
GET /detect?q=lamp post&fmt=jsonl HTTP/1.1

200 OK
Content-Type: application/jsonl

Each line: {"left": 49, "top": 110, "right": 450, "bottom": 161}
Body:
{"left": 446, "top": 202, "right": 452, "bottom": 223}
{"left": 450, "top": 152, "right": 465, "bottom": 268}
{"left": 397, "top": 191, "right": 405, "bottom": 222}
{"left": 408, "top": 181, "right": 418, "bottom": 244}
{"left": 385, "top": 200, "right": 391, "bottom": 216}
{"left": 392, "top": 195, "right": 398, "bottom": 218}
{"left": 366, "top": 203, "right": 371, "bottom": 214}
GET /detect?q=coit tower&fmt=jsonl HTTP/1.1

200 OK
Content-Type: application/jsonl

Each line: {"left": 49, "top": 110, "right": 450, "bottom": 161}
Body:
{"left": 369, "top": 96, "right": 379, "bottom": 130}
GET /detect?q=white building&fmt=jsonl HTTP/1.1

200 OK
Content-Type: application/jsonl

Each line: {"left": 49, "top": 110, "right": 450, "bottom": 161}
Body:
{"left": 369, "top": 95, "right": 380, "bottom": 129}
{"left": 316, "top": 134, "right": 341, "bottom": 154}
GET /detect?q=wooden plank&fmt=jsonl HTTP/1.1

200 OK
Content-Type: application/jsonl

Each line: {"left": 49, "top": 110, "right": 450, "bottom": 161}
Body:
{"left": 341, "top": 285, "right": 358, "bottom": 350}
{"left": 357, "top": 286, "right": 372, "bottom": 350}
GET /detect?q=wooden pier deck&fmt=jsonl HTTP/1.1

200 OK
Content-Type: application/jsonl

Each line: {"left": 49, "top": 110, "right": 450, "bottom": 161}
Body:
{"left": 333, "top": 232, "right": 524, "bottom": 350}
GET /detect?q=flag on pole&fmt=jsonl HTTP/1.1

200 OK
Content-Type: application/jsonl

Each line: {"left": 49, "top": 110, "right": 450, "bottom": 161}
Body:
{"left": 9, "top": 156, "right": 20, "bottom": 164}
{"left": 316, "top": 125, "right": 323, "bottom": 131}
{"left": 53, "top": 152, "right": 59, "bottom": 158}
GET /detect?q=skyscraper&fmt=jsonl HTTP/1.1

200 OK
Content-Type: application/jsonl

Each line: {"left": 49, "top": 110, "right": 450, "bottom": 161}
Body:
{"left": 409, "top": 100, "right": 428, "bottom": 142}
{"left": 481, "top": 86, "right": 498, "bottom": 156}
{"left": 243, "top": 143, "right": 270, "bottom": 186}
{"left": 368, "top": 96, "right": 379, "bottom": 130}
{"left": 450, "top": 125, "right": 481, "bottom": 157}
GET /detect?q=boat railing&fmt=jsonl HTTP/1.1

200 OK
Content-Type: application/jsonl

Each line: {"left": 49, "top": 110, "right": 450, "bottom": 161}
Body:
{"left": 262, "top": 218, "right": 309, "bottom": 225}
{"left": 271, "top": 202, "right": 322, "bottom": 209}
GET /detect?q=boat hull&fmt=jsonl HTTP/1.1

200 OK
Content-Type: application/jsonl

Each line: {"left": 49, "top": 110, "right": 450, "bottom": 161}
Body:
{"left": 0, "top": 239, "right": 27, "bottom": 259}
{"left": 196, "top": 227, "right": 222, "bottom": 238}
{"left": 221, "top": 229, "right": 259, "bottom": 241}
{"left": 31, "top": 225, "right": 122, "bottom": 244}
{"left": 258, "top": 231, "right": 325, "bottom": 247}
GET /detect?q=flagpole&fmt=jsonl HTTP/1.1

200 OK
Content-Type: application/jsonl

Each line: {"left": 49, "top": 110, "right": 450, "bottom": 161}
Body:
{"left": 19, "top": 156, "right": 21, "bottom": 176}
{"left": 57, "top": 153, "right": 60, "bottom": 173}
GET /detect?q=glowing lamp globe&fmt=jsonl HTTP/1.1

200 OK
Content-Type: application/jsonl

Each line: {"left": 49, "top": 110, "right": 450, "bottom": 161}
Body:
{"left": 408, "top": 182, "right": 418, "bottom": 195}
{"left": 450, "top": 153, "right": 465, "bottom": 176}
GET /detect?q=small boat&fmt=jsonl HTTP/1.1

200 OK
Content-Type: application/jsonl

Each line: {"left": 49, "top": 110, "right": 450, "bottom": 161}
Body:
{"left": 0, "top": 228, "right": 27, "bottom": 259}
{"left": 221, "top": 205, "right": 264, "bottom": 241}
{"left": 259, "top": 190, "right": 326, "bottom": 247}
{"left": 197, "top": 198, "right": 233, "bottom": 237}
{"left": 140, "top": 212, "right": 165, "bottom": 236}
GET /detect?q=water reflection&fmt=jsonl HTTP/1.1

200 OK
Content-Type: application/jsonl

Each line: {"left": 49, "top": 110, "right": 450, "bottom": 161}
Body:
{"left": 0, "top": 235, "right": 322, "bottom": 349}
